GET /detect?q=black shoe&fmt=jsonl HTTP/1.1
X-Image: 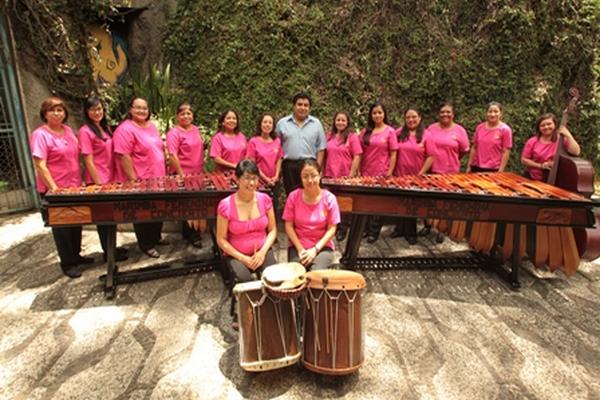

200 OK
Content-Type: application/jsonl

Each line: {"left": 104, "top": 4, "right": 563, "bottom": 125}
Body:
{"left": 418, "top": 226, "right": 431, "bottom": 236}
{"left": 144, "top": 248, "right": 160, "bottom": 258}
{"left": 77, "top": 256, "right": 95, "bottom": 265}
{"left": 366, "top": 235, "right": 379, "bottom": 244}
{"left": 389, "top": 230, "right": 403, "bottom": 239}
{"left": 156, "top": 239, "right": 170, "bottom": 246}
{"left": 103, "top": 252, "right": 129, "bottom": 262}
{"left": 435, "top": 233, "right": 444, "bottom": 243}
{"left": 407, "top": 236, "right": 418, "bottom": 245}
{"left": 60, "top": 264, "right": 82, "bottom": 278}
{"left": 190, "top": 239, "right": 203, "bottom": 249}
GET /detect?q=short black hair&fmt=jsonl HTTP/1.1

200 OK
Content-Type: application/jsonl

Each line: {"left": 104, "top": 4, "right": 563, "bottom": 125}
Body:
{"left": 292, "top": 92, "right": 312, "bottom": 107}
{"left": 235, "top": 159, "right": 259, "bottom": 178}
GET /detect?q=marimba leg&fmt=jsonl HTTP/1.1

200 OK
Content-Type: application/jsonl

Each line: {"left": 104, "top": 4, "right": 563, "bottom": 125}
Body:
{"left": 535, "top": 225, "right": 549, "bottom": 268}
{"left": 547, "top": 226, "right": 563, "bottom": 271}
{"left": 560, "top": 227, "right": 580, "bottom": 276}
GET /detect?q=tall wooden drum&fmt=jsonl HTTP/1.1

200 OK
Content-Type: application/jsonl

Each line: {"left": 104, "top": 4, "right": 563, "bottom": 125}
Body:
{"left": 302, "top": 270, "right": 367, "bottom": 375}
{"left": 234, "top": 280, "right": 301, "bottom": 372}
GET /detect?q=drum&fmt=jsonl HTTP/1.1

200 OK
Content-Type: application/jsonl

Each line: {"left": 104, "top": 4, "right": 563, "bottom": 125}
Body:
{"left": 234, "top": 280, "right": 301, "bottom": 371}
{"left": 262, "top": 262, "right": 307, "bottom": 299}
{"left": 302, "top": 270, "right": 367, "bottom": 375}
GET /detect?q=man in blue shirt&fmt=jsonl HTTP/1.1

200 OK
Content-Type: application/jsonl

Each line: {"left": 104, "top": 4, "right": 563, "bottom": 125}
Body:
{"left": 276, "top": 92, "right": 326, "bottom": 194}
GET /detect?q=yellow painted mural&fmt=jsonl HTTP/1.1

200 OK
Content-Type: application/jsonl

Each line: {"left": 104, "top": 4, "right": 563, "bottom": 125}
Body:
{"left": 87, "top": 25, "right": 128, "bottom": 85}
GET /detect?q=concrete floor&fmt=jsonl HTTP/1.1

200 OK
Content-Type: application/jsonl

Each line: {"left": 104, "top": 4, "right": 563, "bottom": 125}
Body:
{"left": 1, "top": 211, "right": 599, "bottom": 400}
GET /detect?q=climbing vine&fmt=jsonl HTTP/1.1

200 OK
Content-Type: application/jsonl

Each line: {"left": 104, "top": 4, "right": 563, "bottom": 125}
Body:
{"left": 164, "top": 0, "right": 600, "bottom": 172}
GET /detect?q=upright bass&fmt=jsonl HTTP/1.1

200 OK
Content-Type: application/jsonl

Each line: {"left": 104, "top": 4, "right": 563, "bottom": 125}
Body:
{"left": 546, "top": 88, "right": 599, "bottom": 260}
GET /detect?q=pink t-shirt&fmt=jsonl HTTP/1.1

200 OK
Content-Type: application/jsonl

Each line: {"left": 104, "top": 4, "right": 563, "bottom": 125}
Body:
{"left": 30, "top": 124, "right": 81, "bottom": 193}
{"left": 246, "top": 136, "right": 283, "bottom": 178}
{"left": 394, "top": 131, "right": 427, "bottom": 176}
{"left": 78, "top": 125, "right": 114, "bottom": 184}
{"left": 166, "top": 125, "right": 204, "bottom": 174}
{"left": 471, "top": 122, "right": 513, "bottom": 170}
{"left": 359, "top": 126, "right": 399, "bottom": 177}
{"left": 282, "top": 188, "right": 341, "bottom": 250}
{"left": 217, "top": 191, "right": 273, "bottom": 256}
{"left": 424, "top": 123, "right": 470, "bottom": 173}
{"left": 521, "top": 136, "right": 569, "bottom": 181}
{"left": 112, "top": 119, "right": 166, "bottom": 181}
{"left": 209, "top": 131, "right": 247, "bottom": 172}
{"left": 324, "top": 132, "right": 363, "bottom": 178}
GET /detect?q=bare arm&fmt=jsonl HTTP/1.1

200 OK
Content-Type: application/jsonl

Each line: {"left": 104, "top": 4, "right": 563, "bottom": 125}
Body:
{"left": 316, "top": 150, "right": 325, "bottom": 170}
{"left": 498, "top": 148, "right": 511, "bottom": 172}
{"left": 33, "top": 157, "right": 58, "bottom": 191}
{"left": 169, "top": 153, "right": 184, "bottom": 175}
{"left": 119, "top": 154, "right": 137, "bottom": 181}
{"left": 466, "top": 145, "right": 476, "bottom": 173}
{"left": 386, "top": 151, "right": 397, "bottom": 177}
{"left": 285, "top": 220, "right": 305, "bottom": 253}
{"left": 82, "top": 154, "right": 102, "bottom": 185}
{"left": 419, "top": 156, "right": 434, "bottom": 175}
{"left": 560, "top": 127, "right": 581, "bottom": 156}
{"left": 350, "top": 155, "right": 361, "bottom": 177}
{"left": 213, "top": 157, "right": 237, "bottom": 170}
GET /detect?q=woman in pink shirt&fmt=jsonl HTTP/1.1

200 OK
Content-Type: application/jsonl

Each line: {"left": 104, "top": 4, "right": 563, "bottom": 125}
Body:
{"left": 360, "top": 102, "right": 398, "bottom": 243}
{"left": 324, "top": 111, "right": 362, "bottom": 241}
{"left": 246, "top": 113, "right": 283, "bottom": 213}
{"left": 391, "top": 108, "right": 429, "bottom": 244}
{"left": 113, "top": 97, "right": 167, "bottom": 258}
{"left": 216, "top": 159, "right": 277, "bottom": 283}
{"left": 283, "top": 159, "right": 340, "bottom": 270}
{"left": 166, "top": 102, "right": 205, "bottom": 248}
{"left": 467, "top": 102, "right": 512, "bottom": 173}
{"left": 209, "top": 109, "right": 247, "bottom": 172}
{"left": 423, "top": 102, "right": 470, "bottom": 174}
{"left": 79, "top": 95, "right": 128, "bottom": 263}
{"left": 30, "top": 97, "right": 93, "bottom": 278}
{"left": 521, "top": 113, "right": 581, "bottom": 181}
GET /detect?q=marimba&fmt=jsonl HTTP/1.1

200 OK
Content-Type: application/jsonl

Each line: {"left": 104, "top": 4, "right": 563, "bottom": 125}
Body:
{"left": 322, "top": 172, "right": 598, "bottom": 288}
{"left": 42, "top": 172, "right": 240, "bottom": 298}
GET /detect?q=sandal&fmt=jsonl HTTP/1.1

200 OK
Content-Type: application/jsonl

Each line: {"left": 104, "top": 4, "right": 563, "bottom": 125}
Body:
{"left": 144, "top": 248, "right": 160, "bottom": 258}
{"left": 191, "top": 240, "right": 202, "bottom": 249}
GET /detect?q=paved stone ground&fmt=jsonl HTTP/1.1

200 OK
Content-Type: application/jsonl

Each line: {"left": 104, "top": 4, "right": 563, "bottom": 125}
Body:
{"left": 1, "top": 211, "right": 600, "bottom": 400}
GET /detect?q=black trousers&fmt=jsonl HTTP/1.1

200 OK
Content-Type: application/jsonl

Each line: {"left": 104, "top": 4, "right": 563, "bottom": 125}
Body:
{"left": 225, "top": 248, "right": 277, "bottom": 283}
{"left": 51, "top": 226, "right": 82, "bottom": 267}
{"left": 133, "top": 222, "right": 163, "bottom": 252}
{"left": 287, "top": 247, "right": 334, "bottom": 270}
{"left": 393, "top": 217, "right": 417, "bottom": 238}
{"left": 282, "top": 158, "right": 311, "bottom": 194}
{"left": 181, "top": 220, "right": 201, "bottom": 242}
{"left": 470, "top": 165, "right": 499, "bottom": 173}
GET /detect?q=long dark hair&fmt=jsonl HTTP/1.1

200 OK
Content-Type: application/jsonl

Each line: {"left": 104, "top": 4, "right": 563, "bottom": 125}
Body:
{"left": 218, "top": 109, "right": 240, "bottom": 133}
{"left": 397, "top": 107, "right": 424, "bottom": 143}
{"left": 254, "top": 113, "right": 276, "bottom": 139}
{"left": 83, "top": 95, "right": 111, "bottom": 140}
{"left": 363, "top": 101, "right": 389, "bottom": 146}
{"left": 329, "top": 111, "right": 352, "bottom": 144}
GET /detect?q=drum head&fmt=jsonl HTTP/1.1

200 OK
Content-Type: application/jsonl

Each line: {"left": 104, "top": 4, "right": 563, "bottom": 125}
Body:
{"left": 262, "top": 262, "right": 306, "bottom": 290}
{"left": 306, "top": 269, "right": 366, "bottom": 290}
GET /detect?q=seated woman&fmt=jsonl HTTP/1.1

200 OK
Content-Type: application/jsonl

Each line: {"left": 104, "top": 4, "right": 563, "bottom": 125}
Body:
{"left": 283, "top": 159, "right": 340, "bottom": 270}
{"left": 521, "top": 113, "right": 581, "bottom": 181}
{"left": 216, "top": 160, "right": 277, "bottom": 283}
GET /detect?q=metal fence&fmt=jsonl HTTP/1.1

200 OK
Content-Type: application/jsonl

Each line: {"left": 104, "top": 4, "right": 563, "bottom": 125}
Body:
{"left": 0, "top": 14, "right": 37, "bottom": 214}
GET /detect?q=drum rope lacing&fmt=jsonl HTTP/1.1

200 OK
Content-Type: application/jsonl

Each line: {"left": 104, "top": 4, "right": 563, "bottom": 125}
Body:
{"left": 244, "top": 289, "right": 292, "bottom": 361}
{"left": 305, "top": 285, "right": 361, "bottom": 369}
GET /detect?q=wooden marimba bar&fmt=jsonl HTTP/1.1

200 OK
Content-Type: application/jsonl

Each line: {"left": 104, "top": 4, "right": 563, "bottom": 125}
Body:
{"left": 322, "top": 172, "right": 598, "bottom": 288}
{"left": 42, "top": 172, "right": 240, "bottom": 298}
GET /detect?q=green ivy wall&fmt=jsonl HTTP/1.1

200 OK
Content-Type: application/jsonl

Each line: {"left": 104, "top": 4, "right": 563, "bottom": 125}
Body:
{"left": 164, "top": 0, "right": 600, "bottom": 172}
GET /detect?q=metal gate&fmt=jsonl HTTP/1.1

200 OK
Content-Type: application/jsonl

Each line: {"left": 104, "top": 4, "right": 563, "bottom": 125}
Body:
{"left": 0, "top": 13, "right": 37, "bottom": 214}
